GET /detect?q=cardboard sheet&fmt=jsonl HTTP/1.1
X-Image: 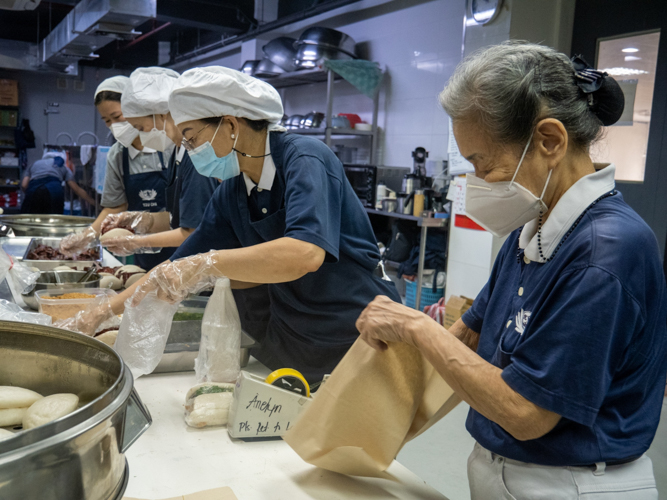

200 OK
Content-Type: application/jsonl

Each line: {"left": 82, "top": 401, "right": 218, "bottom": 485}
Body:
{"left": 123, "top": 486, "right": 238, "bottom": 500}
{"left": 284, "top": 339, "right": 461, "bottom": 477}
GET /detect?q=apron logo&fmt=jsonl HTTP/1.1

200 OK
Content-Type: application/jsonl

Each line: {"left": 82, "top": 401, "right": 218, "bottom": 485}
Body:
{"left": 139, "top": 189, "right": 158, "bottom": 201}
{"left": 515, "top": 309, "right": 531, "bottom": 335}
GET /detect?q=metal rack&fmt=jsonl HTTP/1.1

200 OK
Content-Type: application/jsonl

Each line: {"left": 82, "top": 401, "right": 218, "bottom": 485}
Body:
{"left": 260, "top": 68, "right": 381, "bottom": 165}
{"left": 0, "top": 105, "right": 23, "bottom": 214}
{"left": 366, "top": 208, "right": 449, "bottom": 311}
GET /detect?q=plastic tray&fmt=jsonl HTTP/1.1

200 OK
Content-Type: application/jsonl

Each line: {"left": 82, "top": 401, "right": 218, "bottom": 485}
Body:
{"left": 36, "top": 287, "right": 117, "bottom": 322}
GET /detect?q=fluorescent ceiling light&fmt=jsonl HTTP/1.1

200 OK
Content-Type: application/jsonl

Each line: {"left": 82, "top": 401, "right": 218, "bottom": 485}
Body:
{"left": 622, "top": 47, "right": 639, "bottom": 53}
{"left": 624, "top": 55, "right": 641, "bottom": 61}
{"left": 600, "top": 67, "right": 648, "bottom": 76}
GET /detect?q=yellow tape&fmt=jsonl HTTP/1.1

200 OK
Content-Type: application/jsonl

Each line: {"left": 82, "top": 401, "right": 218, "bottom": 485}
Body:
{"left": 264, "top": 368, "right": 310, "bottom": 397}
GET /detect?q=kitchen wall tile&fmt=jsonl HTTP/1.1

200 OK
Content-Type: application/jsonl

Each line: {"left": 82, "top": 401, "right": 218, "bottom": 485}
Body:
{"left": 384, "top": 97, "right": 436, "bottom": 137}
{"left": 445, "top": 260, "right": 493, "bottom": 301}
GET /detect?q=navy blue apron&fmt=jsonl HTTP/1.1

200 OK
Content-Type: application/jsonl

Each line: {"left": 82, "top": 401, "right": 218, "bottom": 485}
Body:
{"left": 22, "top": 176, "right": 64, "bottom": 214}
{"left": 233, "top": 172, "right": 356, "bottom": 384}
{"left": 122, "top": 147, "right": 175, "bottom": 269}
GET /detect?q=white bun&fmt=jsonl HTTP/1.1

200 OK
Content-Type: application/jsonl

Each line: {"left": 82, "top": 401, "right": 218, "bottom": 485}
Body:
{"left": 100, "top": 275, "right": 123, "bottom": 290}
{"left": 100, "top": 228, "right": 133, "bottom": 243}
{"left": 0, "top": 386, "right": 43, "bottom": 409}
{"left": 96, "top": 331, "right": 118, "bottom": 347}
{"left": 124, "top": 273, "right": 146, "bottom": 288}
{"left": 23, "top": 393, "right": 79, "bottom": 430}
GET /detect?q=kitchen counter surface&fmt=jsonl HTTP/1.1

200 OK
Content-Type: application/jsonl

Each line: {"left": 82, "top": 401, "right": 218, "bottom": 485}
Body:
{"left": 124, "top": 362, "right": 449, "bottom": 500}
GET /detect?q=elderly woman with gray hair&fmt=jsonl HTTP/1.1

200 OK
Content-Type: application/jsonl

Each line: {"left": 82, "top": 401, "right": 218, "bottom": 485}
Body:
{"left": 357, "top": 41, "right": 667, "bottom": 499}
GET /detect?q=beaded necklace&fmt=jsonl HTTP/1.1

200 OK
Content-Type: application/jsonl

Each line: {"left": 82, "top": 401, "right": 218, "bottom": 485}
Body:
{"left": 517, "top": 190, "right": 617, "bottom": 264}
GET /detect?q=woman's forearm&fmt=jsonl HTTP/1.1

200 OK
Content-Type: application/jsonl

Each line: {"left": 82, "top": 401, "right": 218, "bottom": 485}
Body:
{"left": 414, "top": 317, "right": 561, "bottom": 441}
{"left": 150, "top": 211, "right": 172, "bottom": 233}
{"left": 135, "top": 227, "right": 193, "bottom": 248}
{"left": 210, "top": 237, "right": 325, "bottom": 284}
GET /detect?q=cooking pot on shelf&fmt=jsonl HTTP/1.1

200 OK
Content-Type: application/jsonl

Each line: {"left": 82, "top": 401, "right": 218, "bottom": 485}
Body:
{"left": 286, "top": 115, "right": 304, "bottom": 129}
{"left": 262, "top": 37, "right": 299, "bottom": 72}
{"left": 294, "top": 44, "right": 354, "bottom": 69}
{"left": 296, "top": 27, "right": 357, "bottom": 57}
{"left": 301, "top": 111, "right": 325, "bottom": 128}
{"left": 0, "top": 321, "right": 151, "bottom": 500}
{"left": 254, "top": 58, "right": 285, "bottom": 77}
{"left": 240, "top": 60, "right": 260, "bottom": 75}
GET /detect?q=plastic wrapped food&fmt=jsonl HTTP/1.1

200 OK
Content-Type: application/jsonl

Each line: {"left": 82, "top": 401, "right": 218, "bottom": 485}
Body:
{"left": 59, "top": 226, "right": 98, "bottom": 257}
{"left": 100, "top": 211, "right": 153, "bottom": 235}
{"left": 184, "top": 383, "right": 235, "bottom": 428}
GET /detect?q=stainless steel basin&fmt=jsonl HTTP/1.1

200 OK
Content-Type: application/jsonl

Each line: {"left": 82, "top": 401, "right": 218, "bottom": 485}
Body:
{"left": 0, "top": 322, "right": 151, "bottom": 500}
{"left": 0, "top": 215, "right": 95, "bottom": 237}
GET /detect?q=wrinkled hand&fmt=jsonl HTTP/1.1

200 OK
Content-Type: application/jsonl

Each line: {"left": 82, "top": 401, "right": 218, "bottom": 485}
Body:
{"left": 101, "top": 211, "right": 153, "bottom": 235}
{"left": 54, "top": 297, "right": 118, "bottom": 336}
{"left": 131, "top": 251, "right": 223, "bottom": 306}
{"left": 59, "top": 226, "right": 98, "bottom": 257}
{"left": 102, "top": 235, "right": 148, "bottom": 257}
{"left": 356, "top": 295, "right": 426, "bottom": 352}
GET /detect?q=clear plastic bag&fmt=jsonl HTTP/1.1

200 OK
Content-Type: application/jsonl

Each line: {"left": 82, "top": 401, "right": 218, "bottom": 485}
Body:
{"left": 0, "top": 298, "right": 51, "bottom": 325}
{"left": 194, "top": 278, "right": 242, "bottom": 384}
{"left": 114, "top": 291, "right": 180, "bottom": 378}
{"left": 0, "top": 247, "right": 39, "bottom": 295}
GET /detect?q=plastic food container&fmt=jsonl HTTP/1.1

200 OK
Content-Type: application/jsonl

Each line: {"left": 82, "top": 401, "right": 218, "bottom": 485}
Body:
{"left": 35, "top": 287, "right": 117, "bottom": 321}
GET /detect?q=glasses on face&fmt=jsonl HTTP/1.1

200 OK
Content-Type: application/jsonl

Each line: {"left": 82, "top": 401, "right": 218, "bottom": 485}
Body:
{"left": 181, "top": 123, "right": 211, "bottom": 152}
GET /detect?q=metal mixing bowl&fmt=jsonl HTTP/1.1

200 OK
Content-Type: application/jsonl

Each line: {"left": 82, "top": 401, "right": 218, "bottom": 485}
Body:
{"left": 22, "top": 270, "right": 101, "bottom": 310}
{"left": 0, "top": 321, "right": 151, "bottom": 500}
{"left": 0, "top": 215, "right": 95, "bottom": 237}
{"left": 296, "top": 27, "right": 357, "bottom": 56}
{"left": 262, "top": 36, "right": 299, "bottom": 72}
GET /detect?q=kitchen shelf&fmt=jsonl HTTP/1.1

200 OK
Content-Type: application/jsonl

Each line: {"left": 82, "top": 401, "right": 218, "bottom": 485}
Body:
{"left": 259, "top": 68, "right": 342, "bottom": 89}
{"left": 288, "top": 127, "right": 373, "bottom": 137}
{"left": 365, "top": 208, "right": 449, "bottom": 226}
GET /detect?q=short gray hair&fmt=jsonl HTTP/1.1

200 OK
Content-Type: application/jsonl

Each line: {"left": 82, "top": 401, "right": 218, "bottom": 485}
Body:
{"left": 439, "top": 41, "right": 602, "bottom": 150}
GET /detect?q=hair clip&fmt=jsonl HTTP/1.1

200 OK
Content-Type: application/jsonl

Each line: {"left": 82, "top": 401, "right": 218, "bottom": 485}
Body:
{"left": 571, "top": 55, "right": 608, "bottom": 94}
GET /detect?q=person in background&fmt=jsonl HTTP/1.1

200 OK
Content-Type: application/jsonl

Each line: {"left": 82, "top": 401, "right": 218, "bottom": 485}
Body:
{"left": 99, "top": 66, "right": 218, "bottom": 257}
{"left": 356, "top": 41, "right": 666, "bottom": 499}
{"left": 59, "top": 75, "right": 174, "bottom": 269}
{"left": 21, "top": 151, "right": 95, "bottom": 214}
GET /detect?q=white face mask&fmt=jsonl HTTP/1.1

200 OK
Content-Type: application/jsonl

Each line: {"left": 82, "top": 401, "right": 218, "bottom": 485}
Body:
{"left": 110, "top": 121, "right": 140, "bottom": 148}
{"left": 139, "top": 115, "right": 173, "bottom": 152}
{"left": 465, "top": 132, "right": 553, "bottom": 238}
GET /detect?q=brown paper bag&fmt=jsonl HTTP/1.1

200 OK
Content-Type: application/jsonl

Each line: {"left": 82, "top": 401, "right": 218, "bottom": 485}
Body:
{"left": 283, "top": 339, "right": 462, "bottom": 477}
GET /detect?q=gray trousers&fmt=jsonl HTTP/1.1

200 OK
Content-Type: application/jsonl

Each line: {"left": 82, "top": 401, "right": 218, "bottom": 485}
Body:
{"left": 468, "top": 442, "right": 658, "bottom": 499}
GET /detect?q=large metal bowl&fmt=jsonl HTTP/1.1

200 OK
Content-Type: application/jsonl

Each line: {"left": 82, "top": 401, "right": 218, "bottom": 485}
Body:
{"left": 0, "top": 321, "right": 151, "bottom": 500}
{"left": 296, "top": 27, "right": 357, "bottom": 56}
{"left": 0, "top": 215, "right": 95, "bottom": 237}
{"left": 262, "top": 37, "right": 299, "bottom": 72}
{"left": 254, "top": 58, "right": 285, "bottom": 77}
{"left": 21, "top": 270, "right": 102, "bottom": 310}
{"left": 294, "top": 44, "right": 355, "bottom": 69}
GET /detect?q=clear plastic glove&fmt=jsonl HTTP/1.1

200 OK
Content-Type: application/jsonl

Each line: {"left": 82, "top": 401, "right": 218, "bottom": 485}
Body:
{"left": 131, "top": 251, "right": 223, "bottom": 306}
{"left": 60, "top": 226, "right": 98, "bottom": 257}
{"left": 101, "top": 211, "right": 153, "bottom": 235}
{"left": 53, "top": 295, "right": 119, "bottom": 337}
{"left": 102, "top": 235, "right": 150, "bottom": 257}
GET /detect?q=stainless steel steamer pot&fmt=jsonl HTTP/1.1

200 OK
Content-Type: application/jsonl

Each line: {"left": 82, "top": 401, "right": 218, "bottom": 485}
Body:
{"left": 0, "top": 321, "right": 151, "bottom": 500}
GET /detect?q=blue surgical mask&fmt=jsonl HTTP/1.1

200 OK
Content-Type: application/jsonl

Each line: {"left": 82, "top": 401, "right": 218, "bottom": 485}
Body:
{"left": 188, "top": 120, "right": 240, "bottom": 181}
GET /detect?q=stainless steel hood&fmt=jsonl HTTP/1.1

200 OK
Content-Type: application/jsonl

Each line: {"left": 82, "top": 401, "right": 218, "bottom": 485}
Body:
{"left": 40, "top": 0, "right": 155, "bottom": 73}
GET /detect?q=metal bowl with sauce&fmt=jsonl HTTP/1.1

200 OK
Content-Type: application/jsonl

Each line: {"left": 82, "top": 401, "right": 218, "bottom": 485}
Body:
{"left": 21, "top": 270, "right": 102, "bottom": 310}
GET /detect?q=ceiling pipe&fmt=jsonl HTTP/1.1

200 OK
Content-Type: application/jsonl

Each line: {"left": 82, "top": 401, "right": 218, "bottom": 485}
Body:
{"left": 121, "top": 21, "right": 171, "bottom": 50}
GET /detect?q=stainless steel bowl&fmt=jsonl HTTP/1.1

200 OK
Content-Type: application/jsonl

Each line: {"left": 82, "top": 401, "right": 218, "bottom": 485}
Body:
{"left": 0, "top": 321, "right": 150, "bottom": 500}
{"left": 0, "top": 215, "right": 95, "bottom": 237}
{"left": 296, "top": 27, "right": 357, "bottom": 56}
{"left": 262, "top": 37, "right": 299, "bottom": 72}
{"left": 254, "top": 58, "right": 285, "bottom": 77}
{"left": 240, "top": 59, "right": 260, "bottom": 75}
{"left": 22, "top": 270, "right": 102, "bottom": 310}
{"left": 302, "top": 111, "right": 325, "bottom": 128}
{"left": 286, "top": 114, "right": 304, "bottom": 129}
{"left": 294, "top": 44, "right": 354, "bottom": 69}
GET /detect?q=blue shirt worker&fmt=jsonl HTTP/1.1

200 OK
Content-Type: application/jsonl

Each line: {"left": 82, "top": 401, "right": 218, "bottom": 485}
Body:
{"left": 355, "top": 42, "right": 667, "bottom": 499}
{"left": 129, "top": 66, "right": 400, "bottom": 383}
{"left": 21, "top": 151, "right": 96, "bottom": 214}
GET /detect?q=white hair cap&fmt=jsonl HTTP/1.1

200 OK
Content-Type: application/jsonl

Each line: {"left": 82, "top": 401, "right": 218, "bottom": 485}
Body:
{"left": 121, "top": 67, "right": 180, "bottom": 118}
{"left": 94, "top": 75, "right": 129, "bottom": 99}
{"left": 169, "top": 66, "right": 285, "bottom": 130}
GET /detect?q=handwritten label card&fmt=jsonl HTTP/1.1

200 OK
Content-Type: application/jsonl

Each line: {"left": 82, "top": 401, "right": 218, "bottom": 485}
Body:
{"left": 227, "top": 371, "right": 311, "bottom": 439}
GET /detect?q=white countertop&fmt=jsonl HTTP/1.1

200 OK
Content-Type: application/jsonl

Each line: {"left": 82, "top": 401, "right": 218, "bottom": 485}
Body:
{"left": 124, "top": 362, "right": 449, "bottom": 500}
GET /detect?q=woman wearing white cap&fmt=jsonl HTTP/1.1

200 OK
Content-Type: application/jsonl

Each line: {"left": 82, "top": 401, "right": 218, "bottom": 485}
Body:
{"left": 98, "top": 67, "right": 218, "bottom": 266}
{"left": 126, "top": 66, "right": 401, "bottom": 383}
{"left": 60, "top": 75, "right": 174, "bottom": 261}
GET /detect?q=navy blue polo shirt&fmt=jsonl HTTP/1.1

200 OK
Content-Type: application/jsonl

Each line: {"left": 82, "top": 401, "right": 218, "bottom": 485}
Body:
{"left": 173, "top": 132, "right": 400, "bottom": 380}
{"left": 462, "top": 191, "right": 667, "bottom": 466}
{"left": 178, "top": 151, "right": 219, "bottom": 229}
